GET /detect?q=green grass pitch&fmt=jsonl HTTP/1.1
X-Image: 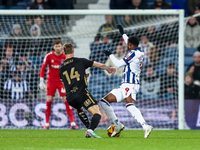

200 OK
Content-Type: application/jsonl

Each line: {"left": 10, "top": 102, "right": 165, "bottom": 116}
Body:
{"left": 0, "top": 129, "right": 200, "bottom": 150}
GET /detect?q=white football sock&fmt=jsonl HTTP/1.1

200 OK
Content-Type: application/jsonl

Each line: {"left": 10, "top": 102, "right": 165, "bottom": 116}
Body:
{"left": 100, "top": 98, "right": 120, "bottom": 126}
{"left": 45, "top": 123, "right": 49, "bottom": 126}
{"left": 70, "top": 122, "right": 76, "bottom": 126}
{"left": 126, "top": 103, "right": 148, "bottom": 130}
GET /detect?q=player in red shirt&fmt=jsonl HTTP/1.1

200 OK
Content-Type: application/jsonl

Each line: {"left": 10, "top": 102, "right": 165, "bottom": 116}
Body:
{"left": 39, "top": 39, "right": 78, "bottom": 130}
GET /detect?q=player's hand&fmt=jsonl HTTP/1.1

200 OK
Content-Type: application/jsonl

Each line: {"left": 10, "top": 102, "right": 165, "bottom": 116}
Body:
{"left": 107, "top": 67, "right": 116, "bottom": 74}
{"left": 103, "top": 50, "right": 112, "bottom": 56}
{"left": 39, "top": 78, "right": 46, "bottom": 90}
{"left": 189, "top": 66, "right": 195, "bottom": 73}
{"left": 117, "top": 24, "right": 124, "bottom": 35}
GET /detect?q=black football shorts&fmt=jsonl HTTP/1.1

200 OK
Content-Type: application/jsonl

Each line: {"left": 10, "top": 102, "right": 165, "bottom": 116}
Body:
{"left": 67, "top": 89, "right": 97, "bottom": 110}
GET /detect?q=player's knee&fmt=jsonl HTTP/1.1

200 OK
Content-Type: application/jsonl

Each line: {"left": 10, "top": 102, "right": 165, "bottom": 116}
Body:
{"left": 62, "top": 99, "right": 66, "bottom": 103}
{"left": 104, "top": 93, "right": 117, "bottom": 103}
{"left": 91, "top": 109, "right": 101, "bottom": 116}
{"left": 47, "top": 96, "right": 53, "bottom": 101}
{"left": 100, "top": 98, "right": 111, "bottom": 107}
{"left": 124, "top": 96, "right": 136, "bottom": 104}
{"left": 96, "top": 111, "right": 101, "bottom": 116}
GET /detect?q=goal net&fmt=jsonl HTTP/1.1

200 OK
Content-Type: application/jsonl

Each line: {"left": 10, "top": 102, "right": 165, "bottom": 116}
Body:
{"left": 0, "top": 10, "right": 185, "bottom": 129}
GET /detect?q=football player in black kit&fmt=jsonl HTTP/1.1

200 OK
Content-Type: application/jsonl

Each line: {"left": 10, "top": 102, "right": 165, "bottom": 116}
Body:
{"left": 59, "top": 43, "right": 116, "bottom": 138}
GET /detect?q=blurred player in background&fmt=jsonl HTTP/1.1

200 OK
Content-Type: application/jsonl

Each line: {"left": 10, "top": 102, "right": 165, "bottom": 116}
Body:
{"left": 100, "top": 25, "right": 153, "bottom": 138}
{"left": 39, "top": 39, "right": 78, "bottom": 130}
{"left": 59, "top": 43, "right": 116, "bottom": 138}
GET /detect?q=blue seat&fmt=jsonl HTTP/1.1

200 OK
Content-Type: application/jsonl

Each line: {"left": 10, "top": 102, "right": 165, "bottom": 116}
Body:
{"left": 184, "top": 57, "right": 193, "bottom": 66}
{"left": 28, "top": 56, "right": 42, "bottom": 72}
{"left": 0, "top": 5, "right": 6, "bottom": 9}
{"left": 184, "top": 66, "right": 188, "bottom": 73}
{"left": 147, "top": 0, "right": 171, "bottom": 5}
{"left": 17, "top": 2, "right": 27, "bottom": 6}
{"left": 104, "top": 84, "right": 120, "bottom": 94}
{"left": 157, "top": 57, "right": 176, "bottom": 74}
{"left": 87, "top": 84, "right": 104, "bottom": 99}
{"left": 163, "top": 46, "right": 178, "bottom": 58}
{"left": 88, "top": 74, "right": 107, "bottom": 85}
{"left": 141, "top": 94, "right": 159, "bottom": 100}
{"left": 1, "top": 15, "right": 25, "bottom": 25}
{"left": 1, "top": 26, "right": 11, "bottom": 35}
{"left": 185, "top": 47, "right": 198, "bottom": 56}
{"left": 162, "top": 57, "right": 176, "bottom": 65}
{"left": 108, "top": 75, "right": 121, "bottom": 85}
{"left": 17, "top": 0, "right": 31, "bottom": 7}
{"left": 162, "top": 94, "right": 174, "bottom": 99}
{"left": 9, "top": 5, "right": 26, "bottom": 9}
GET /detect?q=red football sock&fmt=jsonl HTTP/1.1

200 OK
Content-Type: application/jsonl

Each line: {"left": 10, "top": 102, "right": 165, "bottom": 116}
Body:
{"left": 45, "top": 100, "right": 52, "bottom": 124}
{"left": 64, "top": 101, "right": 75, "bottom": 123}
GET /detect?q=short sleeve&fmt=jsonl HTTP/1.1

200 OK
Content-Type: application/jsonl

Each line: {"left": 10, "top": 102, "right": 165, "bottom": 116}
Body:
{"left": 81, "top": 58, "right": 94, "bottom": 69}
{"left": 123, "top": 51, "right": 135, "bottom": 64}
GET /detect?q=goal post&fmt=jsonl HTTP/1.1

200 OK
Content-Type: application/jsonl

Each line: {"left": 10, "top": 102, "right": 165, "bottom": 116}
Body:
{"left": 0, "top": 9, "right": 185, "bottom": 129}
{"left": 178, "top": 10, "right": 184, "bottom": 130}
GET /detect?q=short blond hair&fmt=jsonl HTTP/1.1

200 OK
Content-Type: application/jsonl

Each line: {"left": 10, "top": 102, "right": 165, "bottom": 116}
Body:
{"left": 63, "top": 43, "right": 74, "bottom": 55}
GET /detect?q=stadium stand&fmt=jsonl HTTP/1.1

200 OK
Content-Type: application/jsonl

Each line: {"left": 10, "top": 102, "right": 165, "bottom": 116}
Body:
{"left": 0, "top": 0, "right": 199, "bottom": 129}
{"left": 185, "top": 47, "right": 198, "bottom": 57}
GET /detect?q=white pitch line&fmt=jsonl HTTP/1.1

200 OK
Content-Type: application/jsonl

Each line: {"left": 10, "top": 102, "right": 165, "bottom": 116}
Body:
{"left": 24, "top": 148, "right": 95, "bottom": 150}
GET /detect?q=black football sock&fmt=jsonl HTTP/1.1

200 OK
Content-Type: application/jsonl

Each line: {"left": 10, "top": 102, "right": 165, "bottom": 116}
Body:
{"left": 88, "top": 113, "right": 101, "bottom": 131}
{"left": 77, "top": 108, "right": 90, "bottom": 128}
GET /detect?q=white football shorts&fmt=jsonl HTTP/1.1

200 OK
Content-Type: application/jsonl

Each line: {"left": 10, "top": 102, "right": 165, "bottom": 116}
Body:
{"left": 110, "top": 83, "right": 140, "bottom": 103}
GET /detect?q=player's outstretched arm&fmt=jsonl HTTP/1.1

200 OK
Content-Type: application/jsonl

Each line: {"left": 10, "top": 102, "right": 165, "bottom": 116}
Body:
{"left": 117, "top": 24, "right": 128, "bottom": 44}
{"left": 93, "top": 61, "right": 116, "bottom": 74}
{"left": 104, "top": 50, "right": 126, "bottom": 68}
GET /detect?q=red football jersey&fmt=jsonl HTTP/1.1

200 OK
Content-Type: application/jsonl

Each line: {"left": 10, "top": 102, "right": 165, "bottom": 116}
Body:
{"left": 40, "top": 51, "right": 66, "bottom": 82}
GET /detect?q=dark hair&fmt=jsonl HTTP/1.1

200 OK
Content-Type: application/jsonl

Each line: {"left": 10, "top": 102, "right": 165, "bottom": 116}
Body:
{"left": 146, "top": 63, "right": 153, "bottom": 69}
{"left": 144, "top": 63, "right": 154, "bottom": 72}
{"left": 53, "top": 39, "right": 62, "bottom": 46}
{"left": 13, "top": 70, "right": 21, "bottom": 77}
{"left": 34, "top": 15, "right": 42, "bottom": 19}
{"left": 167, "top": 62, "right": 175, "bottom": 68}
{"left": 63, "top": 43, "right": 74, "bottom": 55}
{"left": 5, "top": 45, "right": 13, "bottom": 51}
{"left": 128, "top": 36, "right": 139, "bottom": 46}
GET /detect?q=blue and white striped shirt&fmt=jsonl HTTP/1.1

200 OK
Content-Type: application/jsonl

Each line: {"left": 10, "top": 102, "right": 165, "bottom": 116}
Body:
{"left": 122, "top": 47, "right": 144, "bottom": 84}
{"left": 4, "top": 79, "right": 29, "bottom": 100}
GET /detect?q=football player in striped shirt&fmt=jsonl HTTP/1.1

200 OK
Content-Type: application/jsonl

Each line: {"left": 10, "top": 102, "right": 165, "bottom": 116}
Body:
{"left": 4, "top": 70, "right": 29, "bottom": 100}
{"left": 100, "top": 25, "right": 153, "bottom": 138}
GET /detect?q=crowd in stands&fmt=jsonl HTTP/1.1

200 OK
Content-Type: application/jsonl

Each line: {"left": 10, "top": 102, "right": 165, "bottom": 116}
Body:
{"left": 0, "top": 0, "right": 75, "bottom": 100}
{"left": 110, "top": 0, "right": 171, "bottom": 10}
{"left": 0, "top": 0, "right": 74, "bottom": 9}
{"left": 0, "top": 0, "right": 200, "bottom": 100}
{"left": 88, "top": 0, "right": 200, "bottom": 100}
{"left": 110, "top": 0, "right": 200, "bottom": 17}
